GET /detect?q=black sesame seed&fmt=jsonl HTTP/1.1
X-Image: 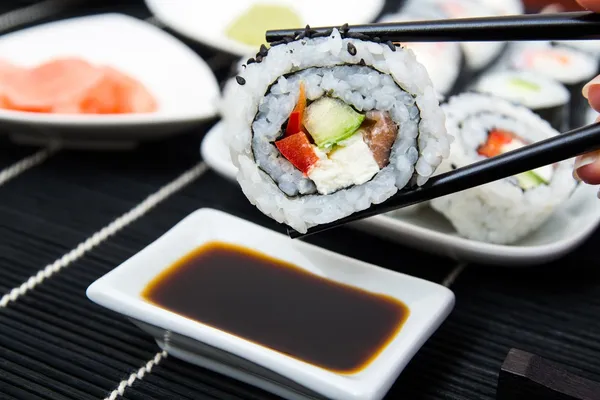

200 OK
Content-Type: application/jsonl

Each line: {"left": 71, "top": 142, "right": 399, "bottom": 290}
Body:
{"left": 386, "top": 41, "right": 396, "bottom": 51}
{"left": 340, "top": 23, "right": 349, "bottom": 32}
{"left": 259, "top": 44, "right": 268, "bottom": 56}
{"left": 347, "top": 42, "right": 357, "bottom": 56}
{"left": 247, "top": 58, "right": 255, "bottom": 64}
{"left": 373, "top": 36, "right": 381, "bottom": 43}
{"left": 451, "top": 163, "right": 457, "bottom": 170}
{"left": 290, "top": 49, "right": 294, "bottom": 53}
{"left": 235, "top": 76, "right": 246, "bottom": 85}
{"left": 359, "top": 58, "right": 366, "bottom": 66}
{"left": 256, "top": 55, "right": 263, "bottom": 63}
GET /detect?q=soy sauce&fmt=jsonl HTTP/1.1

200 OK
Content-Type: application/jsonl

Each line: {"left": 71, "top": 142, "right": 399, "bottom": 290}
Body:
{"left": 142, "top": 241, "right": 410, "bottom": 373}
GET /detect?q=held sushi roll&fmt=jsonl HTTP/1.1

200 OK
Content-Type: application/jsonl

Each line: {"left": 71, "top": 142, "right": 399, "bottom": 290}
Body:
{"left": 472, "top": 70, "right": 570, "bottom": 132}
{"left": 223, "top": 28, "right": 452, "bottom": 233}
{"left": 430, "top": 93, "right": 577, "bottom": 245}
{"left": 505, "top": 42, "right": 597, "bottom": 130}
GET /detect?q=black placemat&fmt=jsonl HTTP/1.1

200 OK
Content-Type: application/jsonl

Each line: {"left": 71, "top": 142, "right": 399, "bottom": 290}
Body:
{"left": 1, "top": 1, "right": 600, "bottom": 400}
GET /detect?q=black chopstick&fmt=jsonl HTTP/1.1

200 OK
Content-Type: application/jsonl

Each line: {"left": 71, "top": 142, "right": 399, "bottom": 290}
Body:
{"left": 266, "top": 11, "right": 600, "bottom": 43}
{"left": 287, "top": 121, "right": 600, "bottom": 239}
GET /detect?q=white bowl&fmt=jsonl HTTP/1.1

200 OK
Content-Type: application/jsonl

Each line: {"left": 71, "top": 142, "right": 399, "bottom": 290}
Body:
{"left": 200, "top": 121, "right": 600, "bottom": 267}
{"left": 87, "top": 208, "right": 454, "bottom": 400}
{"left": 0, "top": 13, "right": 220, "bottom": 149}
{"left": 145, "top": 0, "right": 385, "bottom": 56}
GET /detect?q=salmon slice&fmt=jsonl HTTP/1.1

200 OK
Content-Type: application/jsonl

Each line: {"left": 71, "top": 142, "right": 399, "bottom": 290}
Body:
{"left": 361, "top": 111, "right": 398, "bottom": 168}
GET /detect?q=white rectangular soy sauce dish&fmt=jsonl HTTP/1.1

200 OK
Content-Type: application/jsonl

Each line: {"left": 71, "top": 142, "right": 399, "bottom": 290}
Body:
{"left": 87, "top": 208, "right": 454, "bottom": 400}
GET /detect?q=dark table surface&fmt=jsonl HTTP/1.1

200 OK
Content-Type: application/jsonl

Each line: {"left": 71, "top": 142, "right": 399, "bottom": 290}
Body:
{"left": 1, "top": 1, "right": 600, "bottom": 399}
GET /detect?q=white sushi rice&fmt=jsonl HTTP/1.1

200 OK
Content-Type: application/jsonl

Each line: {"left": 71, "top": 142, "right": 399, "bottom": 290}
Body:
{"left": 430, "top": 93, "right": 577, "bottom": 245}
{"left": 221, "top": 29, "right": 451, "bottom": 233}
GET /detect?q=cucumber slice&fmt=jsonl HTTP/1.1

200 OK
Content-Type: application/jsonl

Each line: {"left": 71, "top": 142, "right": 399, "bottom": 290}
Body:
{"left": 509, "top": 77, "right": 540, "bottom": 92}
{"left": 516, "top": 170, "right": 547, "bottom": 190}
{"left": 303, "top": 97, "right": 365, "bottom": 149}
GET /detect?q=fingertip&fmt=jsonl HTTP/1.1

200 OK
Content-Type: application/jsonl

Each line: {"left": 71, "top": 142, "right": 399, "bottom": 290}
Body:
{"left": 574, "top": 159, "right": 600, "bottom": 185}
{"left": 587, "top": 85, "right": 600, "bottom": 113}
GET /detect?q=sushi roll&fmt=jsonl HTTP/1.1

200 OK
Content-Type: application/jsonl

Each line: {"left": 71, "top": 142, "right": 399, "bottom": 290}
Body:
{"left": 223, "top": 28, "right": 452, "bottom": 234}
{"left": 402, "top": 0, "right": 506, "bottom": 73}
{"left": 553, "top": 40, "right": 600, "bottom": 78}
{"left": 505, "top": 42, "right": 597, "bottom": 130}
{"left": 472, "top": 70, "right": 570, "bottom": 131}
{"left": 378, "top": 12, "right": 463, "bottom": 97}
{"left": 553, "top": 40, "right": 600, "bottom": 63}
{"left": 430, "top": 93, "right": 577, "bottom": 245}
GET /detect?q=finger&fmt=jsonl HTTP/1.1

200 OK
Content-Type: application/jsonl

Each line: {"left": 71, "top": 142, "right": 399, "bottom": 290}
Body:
{"left": 574, "top": 150, "right": 600, "bottom": 184}
{"left": 582, "top": 76, "right": 600, "bottom": 111}
{"left": 540, "top": 4, "right": 565, "bottom": 13}
{"left": 577, "top": 0, "right": 600, "bottom": 12}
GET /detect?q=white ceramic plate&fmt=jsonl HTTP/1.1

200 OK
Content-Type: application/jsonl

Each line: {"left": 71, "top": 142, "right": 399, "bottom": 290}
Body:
{"left": 145, "top": 0, "right": 385, "bottom": 56}
{"left": 201, "top": 121, "right": 600, "bottom": 267}
{"left": 0, "top": 13, "right": 220, "bottom": 149}
{"left": 87, "top": 208, "right": 454, "bottom": 400}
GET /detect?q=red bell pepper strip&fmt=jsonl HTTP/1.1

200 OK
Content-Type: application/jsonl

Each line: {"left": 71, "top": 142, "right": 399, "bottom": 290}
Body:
{"left": 285, "top": 82, "right": 306, "bottom": 137}
{"left": 275, "top": 131, "right": 319, "bottom": 175}
{"left": 477, "top": 129, "right": 513, "bottom": 158}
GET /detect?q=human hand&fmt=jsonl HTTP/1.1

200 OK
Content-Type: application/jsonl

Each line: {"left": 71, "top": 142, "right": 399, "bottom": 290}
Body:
{"left": 572, "top": 0, "right": 600, "bottom": 187}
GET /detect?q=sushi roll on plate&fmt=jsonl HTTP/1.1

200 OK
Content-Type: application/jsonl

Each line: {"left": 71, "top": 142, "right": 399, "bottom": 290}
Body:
{"left": 472, "top": 70, "right": 570, "bottom": 132}
{"left": 223, "top": 28, "right": 452, "bottom": 234}
{"left": 553, "top": 40, "right": 600, "bottom": 64}
{"left": 430, "top": 92, "right": 577, "bottom": 245}
{"left": 505, "top": 42, "right": 597, "bottom": 129}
